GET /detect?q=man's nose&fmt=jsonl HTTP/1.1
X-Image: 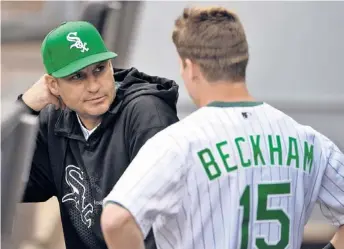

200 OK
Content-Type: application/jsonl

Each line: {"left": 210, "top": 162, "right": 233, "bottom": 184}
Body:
{"left": 86, "top": 77, "right": 100, "bottom": 93}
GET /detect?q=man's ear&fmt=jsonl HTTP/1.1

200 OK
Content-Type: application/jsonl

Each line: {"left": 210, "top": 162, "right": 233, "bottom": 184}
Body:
{"left": 108, "top": 60, "right": 114, "bottom": 73}
{"left": 185, "top": 58, "right": 201, "bottom": 82}
{"left": 45, "top": 74, "right": 59, "bottom": 96}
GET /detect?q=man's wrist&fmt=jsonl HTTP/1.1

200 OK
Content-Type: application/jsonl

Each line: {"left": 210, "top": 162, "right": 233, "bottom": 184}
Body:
{"left": 323, "top": 242, "right": 336, "bottom": 249}
{"left": 17, "top": 94, "right": 41, "bottom": 116}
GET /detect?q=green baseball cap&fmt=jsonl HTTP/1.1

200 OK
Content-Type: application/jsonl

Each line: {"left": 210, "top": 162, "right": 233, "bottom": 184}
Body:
{"left": 41, "top": 21, "right": 117, "bottom": 78}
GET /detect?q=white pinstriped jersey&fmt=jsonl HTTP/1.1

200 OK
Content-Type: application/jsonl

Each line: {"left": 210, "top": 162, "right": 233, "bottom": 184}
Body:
{"left": 104, "top": 101, "right": 344, "bottom": 249}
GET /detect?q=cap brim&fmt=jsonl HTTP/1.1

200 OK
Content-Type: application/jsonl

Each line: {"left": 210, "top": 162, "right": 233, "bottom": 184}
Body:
{"left": 51, "top": 51, "right": 118, "bottom": 78}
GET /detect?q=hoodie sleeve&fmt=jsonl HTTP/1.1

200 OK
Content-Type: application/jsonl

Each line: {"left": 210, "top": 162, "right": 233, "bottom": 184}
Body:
{"left": 22, "top": 108, "right": 56, "bottom": 202}
{"left": 126, "top": 95, "right": 179, "bottom": 162}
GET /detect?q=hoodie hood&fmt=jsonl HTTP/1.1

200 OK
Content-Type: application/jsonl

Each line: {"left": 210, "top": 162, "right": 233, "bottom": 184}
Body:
{"left": 110, "top": 67, "right": 179, "bottom": 114}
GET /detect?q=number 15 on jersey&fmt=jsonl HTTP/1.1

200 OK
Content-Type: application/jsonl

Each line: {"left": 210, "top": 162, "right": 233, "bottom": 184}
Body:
{"left": 239, "top": 182, "right": 291, "bottom": 249}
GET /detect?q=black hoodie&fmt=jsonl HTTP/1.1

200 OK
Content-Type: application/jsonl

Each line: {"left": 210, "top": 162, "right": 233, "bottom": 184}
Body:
{"left": 21, "top": 68, "right": 179, "bottom": 249}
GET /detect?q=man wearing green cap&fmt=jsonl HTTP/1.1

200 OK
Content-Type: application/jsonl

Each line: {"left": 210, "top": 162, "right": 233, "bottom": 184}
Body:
{"left": 18, "top": 21, "right": 179, "bottom": 249}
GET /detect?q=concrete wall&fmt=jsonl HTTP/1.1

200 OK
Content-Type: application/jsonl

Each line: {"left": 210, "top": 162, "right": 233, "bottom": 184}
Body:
{"left": 1, "top": 1, "right": 84, "bottom": 43}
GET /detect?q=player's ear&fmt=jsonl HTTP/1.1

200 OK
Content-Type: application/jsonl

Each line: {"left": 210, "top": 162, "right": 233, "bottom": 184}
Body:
{"left": 178, "top": 56, "right": 185, "bottom": 75}
{"left": 185, "top": 58, "right": 201, "bottom": 83}
{"left": 45, "top": 74, "right": 59, "bottom": 96}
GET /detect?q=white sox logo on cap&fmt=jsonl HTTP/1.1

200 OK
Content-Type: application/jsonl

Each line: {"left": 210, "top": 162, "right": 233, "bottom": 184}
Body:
{"left": 66, "top": 32, "right": 89, "bottom": 53}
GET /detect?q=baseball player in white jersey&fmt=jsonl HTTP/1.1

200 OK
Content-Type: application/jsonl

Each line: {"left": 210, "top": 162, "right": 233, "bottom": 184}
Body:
{"left": 101, "top": 6, "right": 344, "bottom": 249}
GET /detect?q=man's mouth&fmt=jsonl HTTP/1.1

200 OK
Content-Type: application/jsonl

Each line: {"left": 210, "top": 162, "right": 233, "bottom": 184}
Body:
{"left": 86, "top": 96, "right": 106, "bottom": 102}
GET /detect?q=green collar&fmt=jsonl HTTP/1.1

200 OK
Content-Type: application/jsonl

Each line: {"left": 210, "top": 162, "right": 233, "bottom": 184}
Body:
{"left": 206, "top": 101, "right": 264, "bottom": 108}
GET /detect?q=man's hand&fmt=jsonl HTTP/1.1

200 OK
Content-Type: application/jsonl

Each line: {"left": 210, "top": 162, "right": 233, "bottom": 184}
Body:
{"left": 22, "top": 74, "right": 65, "bottom": 111}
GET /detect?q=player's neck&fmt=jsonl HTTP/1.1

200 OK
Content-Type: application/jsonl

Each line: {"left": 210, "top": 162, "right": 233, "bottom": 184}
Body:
{"left": 198, "top": 82, "right": 255, "bottom": 107}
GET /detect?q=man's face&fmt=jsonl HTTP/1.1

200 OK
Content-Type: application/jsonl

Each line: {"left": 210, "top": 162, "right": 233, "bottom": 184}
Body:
{"left": 54, "top": 60, "right": 115, "bottom": 118}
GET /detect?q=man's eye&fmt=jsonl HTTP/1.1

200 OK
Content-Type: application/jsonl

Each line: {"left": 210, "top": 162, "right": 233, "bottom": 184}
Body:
{"left": 94, "top": 65, "right": 105, "bottom": 73}
{"left": 71, "top": 73, "right": 82, "bottom": 80}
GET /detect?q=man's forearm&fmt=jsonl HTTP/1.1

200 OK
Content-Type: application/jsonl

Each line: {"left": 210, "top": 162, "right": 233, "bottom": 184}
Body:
{"left": 330, "top": 225, "right": 344, "bottom": 249}
{"left": 101, "top": 203, "right": 145, "bottom": 249}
